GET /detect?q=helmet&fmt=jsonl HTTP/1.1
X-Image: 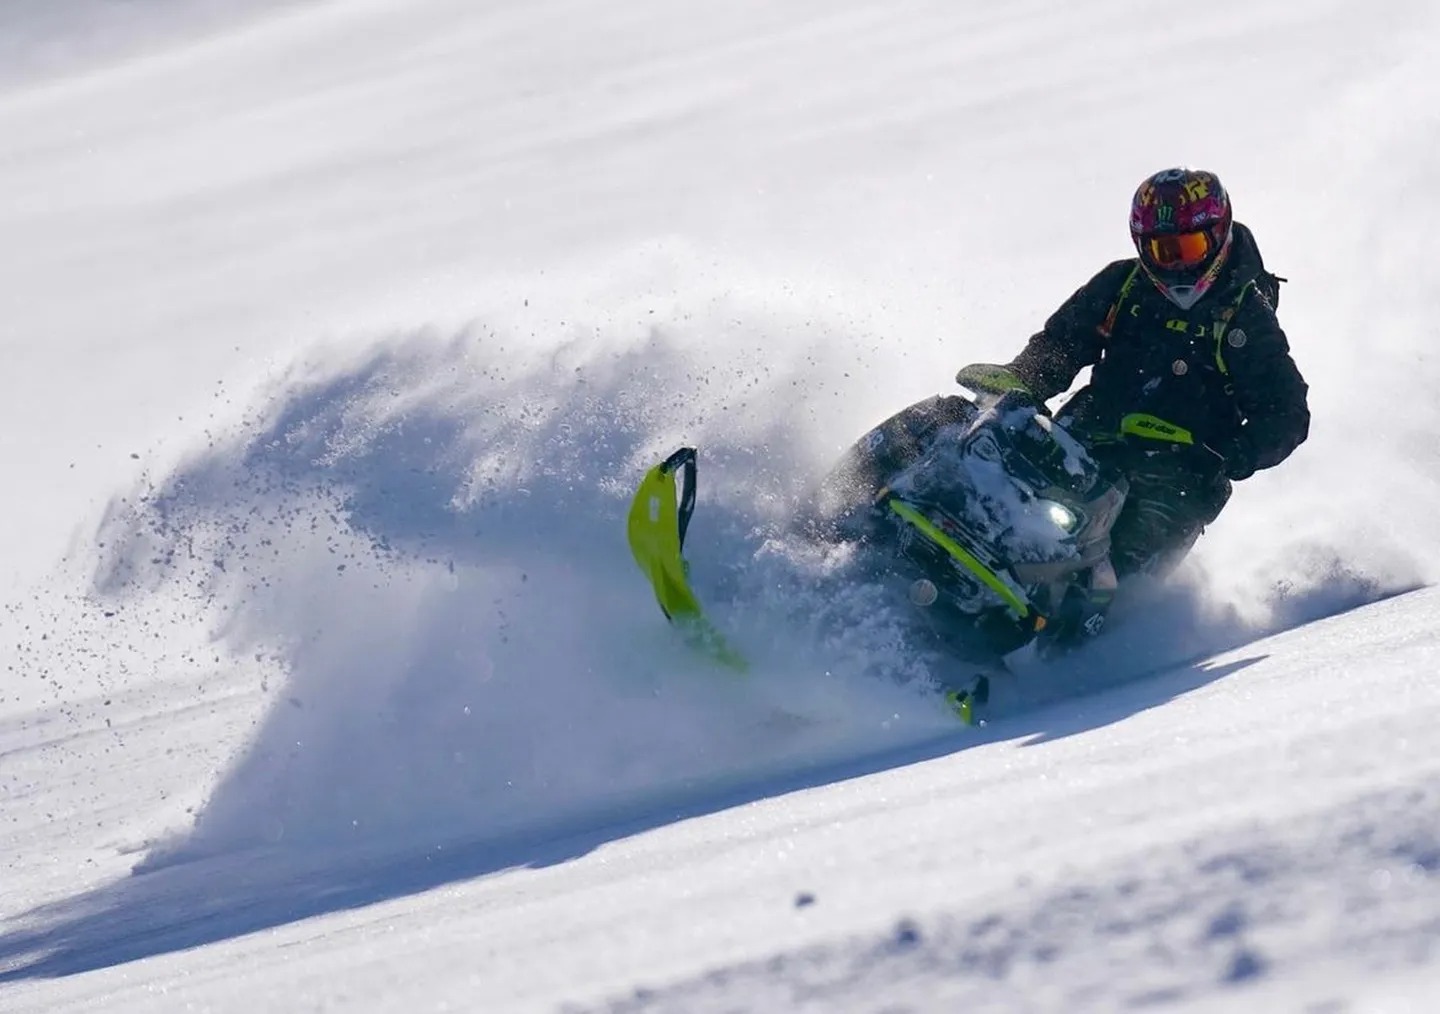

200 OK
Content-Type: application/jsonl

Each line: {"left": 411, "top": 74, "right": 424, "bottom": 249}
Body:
{"left": 1129, "top": 168, "right": 1234, "bottom": 309}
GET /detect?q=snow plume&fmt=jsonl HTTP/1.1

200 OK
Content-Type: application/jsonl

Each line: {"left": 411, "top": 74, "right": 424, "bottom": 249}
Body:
{"left": 84, "top": 223, "right": 1431, "bottom": 862}
{"left": 1191, "top": 26, "right": 1440, "bottom": 619}
{"left": 92, "top": 288, "right": 953, "bottom": 862}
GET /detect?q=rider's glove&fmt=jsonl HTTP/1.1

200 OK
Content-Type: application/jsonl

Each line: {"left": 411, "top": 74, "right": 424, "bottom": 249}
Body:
{"left": 1210, "top": 431, "right": 1256, "bottom": 481}
{"left": 955, "top": 363, "right": 1052, "bottom": 418}
{"left": 955, "top": 363, "right": 1032, "bottom": 398}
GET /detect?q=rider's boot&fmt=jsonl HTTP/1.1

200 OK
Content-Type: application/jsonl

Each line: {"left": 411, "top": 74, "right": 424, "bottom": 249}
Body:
{"left": 1038, "top": 557, "right": 1117, "bottom": 657}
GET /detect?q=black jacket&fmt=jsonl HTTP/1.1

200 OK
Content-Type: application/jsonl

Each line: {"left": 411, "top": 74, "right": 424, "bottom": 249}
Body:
{"left": 1006, "top": 222, "right": 1309, "bottom": 480}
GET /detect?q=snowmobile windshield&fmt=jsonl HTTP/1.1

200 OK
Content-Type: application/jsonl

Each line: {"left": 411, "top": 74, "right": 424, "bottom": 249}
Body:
{"left": 996, "top": 413, "right": 1099, "bottom": 502}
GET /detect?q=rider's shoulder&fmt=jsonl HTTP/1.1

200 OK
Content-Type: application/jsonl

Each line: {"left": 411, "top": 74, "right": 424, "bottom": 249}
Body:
{"left": 1094, "top": 258, "right": 1139, "bottom": 287}
{"left": 1067, "top": 258, "right": 1140, "bottom": 302}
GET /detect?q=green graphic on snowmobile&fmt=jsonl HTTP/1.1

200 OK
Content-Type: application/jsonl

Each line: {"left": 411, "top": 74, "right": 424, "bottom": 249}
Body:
{"left": 886, "top": 499, "right": 1030, "bottom": 617}
{"left": 626, "top": 447, "right": 748, "bottom": 671}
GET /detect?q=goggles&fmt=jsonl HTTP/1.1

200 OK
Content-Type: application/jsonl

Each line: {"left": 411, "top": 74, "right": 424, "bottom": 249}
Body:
{"left": 1142, "top": 230, "right": 1212, "bottom": 270}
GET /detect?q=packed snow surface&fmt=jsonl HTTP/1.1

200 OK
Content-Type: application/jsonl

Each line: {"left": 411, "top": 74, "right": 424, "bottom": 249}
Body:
{"left": 2, "top": 1, "right": 1439, "bottom": 1011}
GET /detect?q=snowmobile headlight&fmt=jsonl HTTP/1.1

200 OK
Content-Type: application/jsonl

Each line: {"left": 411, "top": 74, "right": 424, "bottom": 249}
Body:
{"left": 1040, "top": 499, "right": 1079, "bottom": 533}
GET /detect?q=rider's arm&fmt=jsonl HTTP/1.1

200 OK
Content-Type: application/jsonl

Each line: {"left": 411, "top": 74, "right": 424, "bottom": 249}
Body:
{"left": 1221, "top": 294, "right": 1311, "bottom": 477}
{"left": 1005, "top": 260, "right": 1134, "bottom": 402}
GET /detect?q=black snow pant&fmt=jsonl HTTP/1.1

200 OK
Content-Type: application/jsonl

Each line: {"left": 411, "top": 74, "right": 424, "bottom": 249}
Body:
{"left": 1103, "top": 457, "right": 1232, "bottom": 579}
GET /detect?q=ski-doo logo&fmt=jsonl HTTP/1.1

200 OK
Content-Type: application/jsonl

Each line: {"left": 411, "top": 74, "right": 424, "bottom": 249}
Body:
{"left": 1120, "top": 413, "right": 1194, "bottom": 446}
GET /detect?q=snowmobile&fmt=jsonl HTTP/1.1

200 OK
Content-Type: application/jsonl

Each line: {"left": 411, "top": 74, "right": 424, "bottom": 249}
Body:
{"left": 625, "top": 364, "right": 1129, "bottom": 721}
{"left": 804, "top": 363, "right": 1128, "bottom": 663}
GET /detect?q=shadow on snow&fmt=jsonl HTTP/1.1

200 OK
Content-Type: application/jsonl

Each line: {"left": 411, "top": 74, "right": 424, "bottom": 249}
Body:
{"left": 0, "top": 650, "right": 1265, "bottom": 982}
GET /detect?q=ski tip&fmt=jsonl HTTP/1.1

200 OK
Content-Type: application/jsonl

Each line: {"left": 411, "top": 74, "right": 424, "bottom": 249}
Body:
{"left": 944, "top": 689, "right": 975, "bottom": 726}
{"left": 943, "top": 674, "right": 992, "bottom": 726}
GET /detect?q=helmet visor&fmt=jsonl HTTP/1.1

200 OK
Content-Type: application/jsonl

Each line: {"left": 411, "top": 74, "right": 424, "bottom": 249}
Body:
{"left": 1143, "top": 230, "right": 1213, "bottom": 270}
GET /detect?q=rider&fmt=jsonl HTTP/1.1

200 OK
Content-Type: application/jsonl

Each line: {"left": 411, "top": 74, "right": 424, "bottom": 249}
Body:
{"left": 968, "top": 167, "right": 1310, "bottom": 645}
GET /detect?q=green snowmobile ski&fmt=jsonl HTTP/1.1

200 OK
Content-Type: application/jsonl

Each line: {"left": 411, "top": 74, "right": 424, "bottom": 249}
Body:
{"left": 626, "top": 447, "right": 747, "bottom": 671}
{"left": 627, "top": 447, "right": 992, "bottom": 724}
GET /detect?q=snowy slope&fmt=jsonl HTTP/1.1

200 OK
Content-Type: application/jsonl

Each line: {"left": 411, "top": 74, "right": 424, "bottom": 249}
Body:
{"left": 0, "top": 0, "right": 315, "bottom": 89}
{"left": 2, "top": 1, "right": 1440, "bottom": 1011}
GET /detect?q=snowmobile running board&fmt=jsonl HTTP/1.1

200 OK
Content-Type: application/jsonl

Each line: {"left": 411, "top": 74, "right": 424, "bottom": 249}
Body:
{"left": 626, "top": 447, "right": 748, "bottom": 671}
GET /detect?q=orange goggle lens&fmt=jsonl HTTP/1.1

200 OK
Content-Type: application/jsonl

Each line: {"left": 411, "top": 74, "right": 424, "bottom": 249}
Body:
{"left": 1145, "top": 231, "right": 1212, "bottom": 269}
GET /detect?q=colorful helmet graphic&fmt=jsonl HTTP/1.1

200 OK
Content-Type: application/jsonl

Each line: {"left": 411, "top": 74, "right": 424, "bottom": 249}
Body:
{"left": 1129, "top": 168, "right": 1234, "bottom": 309}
